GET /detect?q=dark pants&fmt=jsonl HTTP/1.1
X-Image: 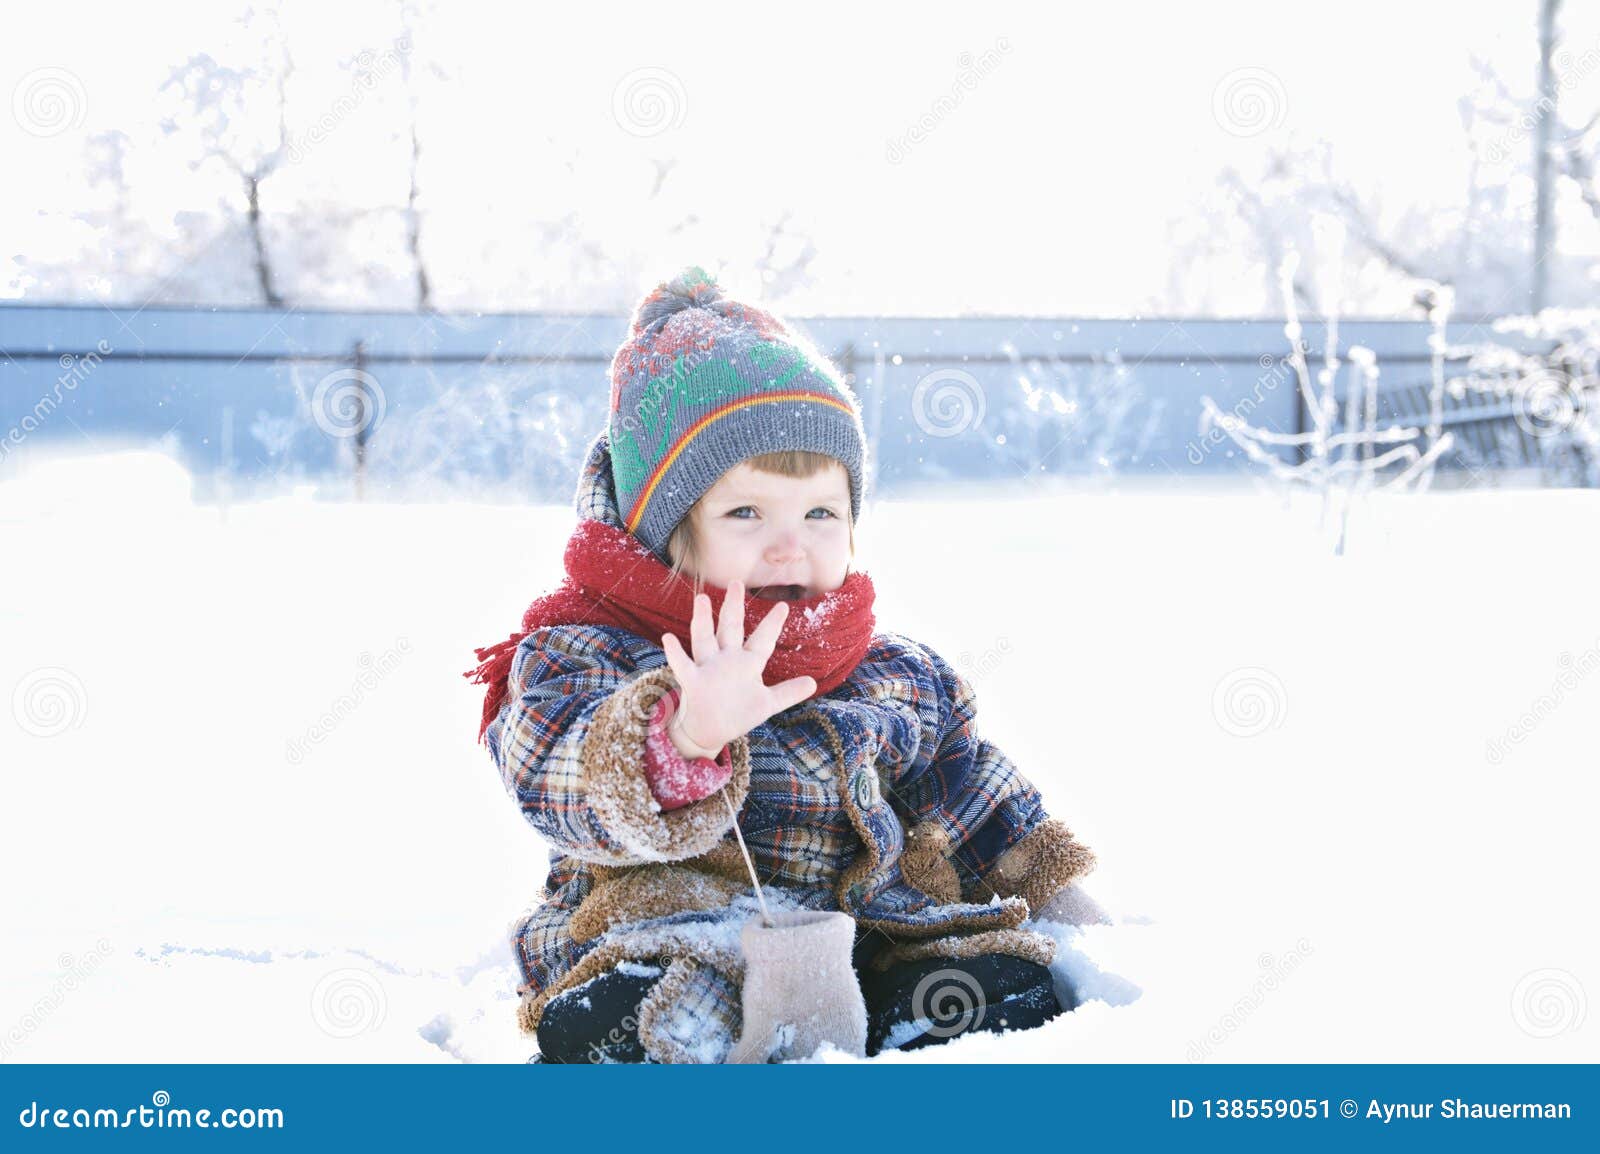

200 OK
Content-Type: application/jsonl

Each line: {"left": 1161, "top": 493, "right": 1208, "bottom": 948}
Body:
{"left": 534, "top": 933, "right": 1070, "bottom": 1063}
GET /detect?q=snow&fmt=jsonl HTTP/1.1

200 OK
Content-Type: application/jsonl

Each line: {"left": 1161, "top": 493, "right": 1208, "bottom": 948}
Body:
{"left": 613, "top": 961, "right": 663, "bottom": 980}
{"left": 2, "top": 448, "right": 1598, "bottom": 1063}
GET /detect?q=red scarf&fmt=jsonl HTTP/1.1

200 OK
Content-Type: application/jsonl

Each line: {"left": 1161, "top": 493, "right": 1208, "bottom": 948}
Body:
{"left": 464, "top": 518, "right": 877, "bottom": 743}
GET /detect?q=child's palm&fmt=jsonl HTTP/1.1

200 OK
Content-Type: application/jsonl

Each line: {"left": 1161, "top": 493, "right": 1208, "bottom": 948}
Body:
{"left": 661, "top": 580, "right": 816, "bottom": 751}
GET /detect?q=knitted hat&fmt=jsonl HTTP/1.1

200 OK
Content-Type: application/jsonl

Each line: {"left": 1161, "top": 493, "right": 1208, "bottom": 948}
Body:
{"left": 606, "top": 266, "right": 867, "bottom": 564}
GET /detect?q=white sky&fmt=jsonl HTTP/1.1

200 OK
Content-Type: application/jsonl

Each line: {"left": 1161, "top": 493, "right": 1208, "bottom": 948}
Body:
{"left": 3, "top": 0, "right": 1597, "bottom": 315}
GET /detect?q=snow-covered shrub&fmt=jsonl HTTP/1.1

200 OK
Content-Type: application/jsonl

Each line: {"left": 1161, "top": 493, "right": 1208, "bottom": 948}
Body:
{"left": 1442, "top": 309, "right": 1600, "bottom": 488}
{"left": 1198, "top": 218, "right": 1455, "bottom": 553}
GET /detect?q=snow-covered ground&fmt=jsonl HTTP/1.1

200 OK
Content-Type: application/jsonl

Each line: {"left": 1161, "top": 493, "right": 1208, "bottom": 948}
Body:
{"left": 2, "top": 450, "right": 1596, "bottom": 1063}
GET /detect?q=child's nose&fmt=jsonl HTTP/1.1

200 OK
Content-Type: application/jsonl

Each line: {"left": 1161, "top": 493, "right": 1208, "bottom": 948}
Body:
{"left": 765, "top": 532, "right": 803, "bottom": 562}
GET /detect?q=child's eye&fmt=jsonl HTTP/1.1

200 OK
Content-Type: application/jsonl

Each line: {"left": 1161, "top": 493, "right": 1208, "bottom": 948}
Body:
{"left": 724, "top": 506, "right": 838, "bottom": 520}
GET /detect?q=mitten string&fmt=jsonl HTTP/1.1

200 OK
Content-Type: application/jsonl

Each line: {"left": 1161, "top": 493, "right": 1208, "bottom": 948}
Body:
{"left": 721, "top": 790, "right": 774, "bottom": 927}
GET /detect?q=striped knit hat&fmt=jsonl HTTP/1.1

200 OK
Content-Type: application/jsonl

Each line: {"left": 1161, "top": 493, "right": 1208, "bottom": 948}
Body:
{"left": 606, "top": 266, "right": 867, "bottom": 564}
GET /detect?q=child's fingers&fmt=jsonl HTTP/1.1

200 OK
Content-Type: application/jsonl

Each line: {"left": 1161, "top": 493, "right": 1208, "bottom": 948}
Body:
{"left": 745, "top": 599, "right": 789, "bottom": 657}
{"left": 689, "top": 593, "right": 716, "bottom": 660}
{"left": 766, "top": 674, "right": 818, "bottom": 715}
{"left": 661, "top": 631, "right": 692, "bottom": 679}
{"left": 716, "top": 579, "right": 745, "bottom": 649}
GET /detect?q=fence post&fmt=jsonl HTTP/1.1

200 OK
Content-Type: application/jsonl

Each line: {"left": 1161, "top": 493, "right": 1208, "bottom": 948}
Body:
{"left": 1291, "top": 350, "right": 1308, "bottom": 468}
{"left": 353, "top": 339, "right": 369, "bottom": 501}
{"left": 843, "top": 342, "right": 877, "bottom": 494}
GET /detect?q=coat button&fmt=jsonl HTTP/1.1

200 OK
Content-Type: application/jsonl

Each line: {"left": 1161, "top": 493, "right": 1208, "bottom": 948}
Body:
{"left": 852, "top": 768, "right": 876, "bottom": 808}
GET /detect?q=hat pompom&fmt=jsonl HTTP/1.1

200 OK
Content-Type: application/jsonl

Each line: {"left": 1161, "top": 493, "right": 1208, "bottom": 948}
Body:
{"left": 631, "top": 265, "right": 724, "bottom": 334}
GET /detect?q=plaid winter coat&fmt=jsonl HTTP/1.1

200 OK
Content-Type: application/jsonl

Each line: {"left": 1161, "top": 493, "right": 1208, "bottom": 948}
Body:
{"left": 485, "top": 433, "right": 1098, "bottom": 1062}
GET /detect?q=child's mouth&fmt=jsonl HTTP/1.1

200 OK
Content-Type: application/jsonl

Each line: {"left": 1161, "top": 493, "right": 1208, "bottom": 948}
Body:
{"left": 751, "top": 584, "right": 808, "bottom": 601}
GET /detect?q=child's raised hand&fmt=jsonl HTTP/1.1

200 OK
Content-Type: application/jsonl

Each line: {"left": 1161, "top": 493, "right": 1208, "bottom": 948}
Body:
{"left": 660, "top": 579, "right": 817, "bottom": 756}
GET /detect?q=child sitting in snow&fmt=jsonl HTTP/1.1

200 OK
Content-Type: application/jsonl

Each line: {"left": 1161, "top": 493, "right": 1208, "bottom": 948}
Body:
{"left": 467, "top": 267, "right": 1109, "bottom": 1063}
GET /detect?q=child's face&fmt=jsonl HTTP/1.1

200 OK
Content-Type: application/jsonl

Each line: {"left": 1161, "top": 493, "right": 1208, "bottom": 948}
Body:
{"left": 683, "top": 460, "right": 853, "bottom": 601}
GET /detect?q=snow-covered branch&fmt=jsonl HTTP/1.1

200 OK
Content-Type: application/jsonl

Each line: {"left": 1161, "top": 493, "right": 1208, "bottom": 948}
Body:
{"left": 1197, "top": 219, "right": 1458, "bottom": 552}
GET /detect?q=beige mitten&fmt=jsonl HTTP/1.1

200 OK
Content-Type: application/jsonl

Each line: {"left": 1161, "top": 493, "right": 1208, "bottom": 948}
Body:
{"left": 1032, "top": 881, "right": 1114, "bottom": 927}
{"left": 727, "top": 910, "right": 868, "bottom": 1063}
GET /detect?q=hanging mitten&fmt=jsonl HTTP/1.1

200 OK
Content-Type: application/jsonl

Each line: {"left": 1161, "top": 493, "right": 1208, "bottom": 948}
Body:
{"left": 728, "top": 910, "right": 868, "bottom": 1063}
{"left": 1031, "top": 881, "right": 1114, "bottom": 927}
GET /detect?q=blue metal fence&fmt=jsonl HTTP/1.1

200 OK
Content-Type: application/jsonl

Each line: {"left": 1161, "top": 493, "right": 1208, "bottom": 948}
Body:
{"left": 0, "top": 302, "right": 1563, "bottom": 501}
